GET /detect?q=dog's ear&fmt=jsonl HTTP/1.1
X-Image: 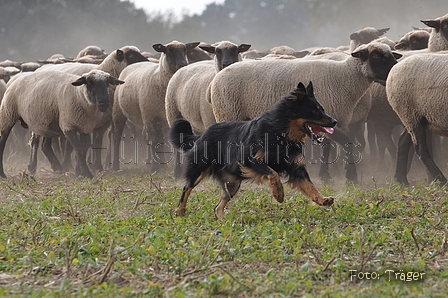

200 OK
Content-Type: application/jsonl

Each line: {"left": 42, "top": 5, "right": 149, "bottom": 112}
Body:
{"left": 294, "top": 82, "right": 307, "bottom": 100}
{"left": 306, "top": 81, "right": 314, "bottom": 96}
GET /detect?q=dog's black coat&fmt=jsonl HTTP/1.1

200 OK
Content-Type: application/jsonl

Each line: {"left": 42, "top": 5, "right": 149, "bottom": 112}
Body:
{"left": 170, "top": 81, "right": 337, "bottom": 217}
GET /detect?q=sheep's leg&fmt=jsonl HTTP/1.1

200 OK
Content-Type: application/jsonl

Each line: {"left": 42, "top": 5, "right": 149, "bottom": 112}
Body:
{"left": 64, "top": 130, "right": 93, "bottom": 178}
{"left": 327, "top": 128, "right": 360, "bottom": 184}
{"left": 110, "top": 111, "right": 127, "bottom": 171}
{"left": 27, "top": 133, "right": 40, "bottom": 174}
{"left": 394, "top": 130, "right": 413, "bottom": 185}
{"left": 52, "top": 137, "right": 62, "bottom": 161}
{"left": 412, "top": 125, "right": 447, "bottom": 184}
{"left": 41, "top": 136, "right": 63, "bottom": 173}
{"left": 60, "top": 138, "right": 74, "bottom": 172}
{"left": 318, "top": 140, "right": 333, "bottom": 183}
{"left": 0, "top": 127, "right": 13, "bottom": 178}
{"left": 377, "top": 125, "right": 397, "bottom": 164}
{"left": 145, "top": 120, "right": 170, "bottom": 173}
{"left": 348, "top": 122, "right": 366, "bottom": 153}
{"left": 366, "top": 122, "right": 378, "bottom": 163}
{"left": 90, "top": 126, "right": 108, "bottom": 172}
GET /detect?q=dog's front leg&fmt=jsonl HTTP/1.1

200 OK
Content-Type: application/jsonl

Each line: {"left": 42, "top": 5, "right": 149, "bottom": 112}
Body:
{"left": 288, "top": 166, "right": 334, "bottom": 206}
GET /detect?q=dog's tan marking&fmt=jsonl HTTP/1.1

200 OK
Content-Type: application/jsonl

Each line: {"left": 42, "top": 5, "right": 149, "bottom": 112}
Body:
{"left": 176, "top": 167, "right": 212, "bottom": 217}
{"left": 253, "top": 149, "right": 265, "bottom": 161}
{"left": 176, "top": 187, "right": 193, "bottom": 217}
{"left": 214, "top": 174, "right": 242, "bottom": 220}
{"left": 239, "top": 163, "right": 284, "bottom": 203}
{"left": 288, "top": 179, "right": 334, "bottom": 206}
{"left": 287, "top": 119, "right": 307, "bottom": 143}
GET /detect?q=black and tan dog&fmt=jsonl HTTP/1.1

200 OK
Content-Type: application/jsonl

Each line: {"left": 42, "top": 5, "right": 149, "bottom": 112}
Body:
{"left": 169, "top": 81, "right": 337, "bottom": 219}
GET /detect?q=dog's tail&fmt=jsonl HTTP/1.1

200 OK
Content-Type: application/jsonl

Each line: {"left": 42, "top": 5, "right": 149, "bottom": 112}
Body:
{"left": 169, "top": 119, "right": 199, "bottom": 151}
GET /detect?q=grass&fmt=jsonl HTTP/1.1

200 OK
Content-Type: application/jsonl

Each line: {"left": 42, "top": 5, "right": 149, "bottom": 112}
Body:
{"left": 0, "top": 169, "right": 447, "bottom": 297}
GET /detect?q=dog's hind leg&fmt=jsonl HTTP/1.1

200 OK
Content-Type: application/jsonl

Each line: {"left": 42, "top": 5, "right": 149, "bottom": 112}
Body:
{"left": 239, "top": 163, "right": 284, "bottom": 203}
{"left": 288, "top": 165, "right": 334, "bottom": 206}
{"left": 176, "top": 167, "right": 211, "bottom": 217}
{"left": 214, "top": 174, "right": 241, "bottom": 220}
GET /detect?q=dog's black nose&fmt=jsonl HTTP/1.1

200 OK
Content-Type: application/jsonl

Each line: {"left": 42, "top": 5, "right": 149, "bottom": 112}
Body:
{"left": 331, "top": 118, "right": 338, "bottom": 127}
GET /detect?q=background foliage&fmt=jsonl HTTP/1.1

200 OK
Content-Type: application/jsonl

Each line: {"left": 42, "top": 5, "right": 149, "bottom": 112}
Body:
{"left": 1, "top": 0, "right": 448, "bottom": 61}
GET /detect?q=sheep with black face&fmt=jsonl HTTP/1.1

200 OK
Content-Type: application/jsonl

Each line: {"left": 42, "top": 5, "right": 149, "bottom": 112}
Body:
{"left": 0, "top": 69, "right": 124, "bottom": 178}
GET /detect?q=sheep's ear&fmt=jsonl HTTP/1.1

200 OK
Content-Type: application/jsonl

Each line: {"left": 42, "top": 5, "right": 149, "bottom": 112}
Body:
{"left": 351, "top": 49, "right": 368, "bottom": 61}
{"left": 71, "top": 76, "right": 87, "bottom": 86}
{"left": 238, "top": 44, "right": 251, "bottom": 53}
{"left": 186, "top": 42, "right": 200, "bottom": 50}
{"left": 153, "top": 44, "right": 166, "bottom": 53}
{"left": 392, "top": 52, "right": 403, "bottom": 60}
{"left": 115, "top": 49, "right": 124, "bottom": 62}
{"left": 109, "top": 76, "right": 125, "bottom": 86}
{"left": 377, "top": 27, "right": 390, "bottom": 36}
{"left": 349, "top": 32, "right": 359, "bottom": 41}
{"left": 421, "top": 19, "right": 440, "bottom": 32}
{"left": 199, "top": 45, "right": 216, "bottom": 54}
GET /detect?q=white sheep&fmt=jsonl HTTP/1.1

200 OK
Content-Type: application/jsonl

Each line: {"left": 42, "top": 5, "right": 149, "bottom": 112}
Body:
{"left": 386, "top": 53, "right": 448, "bottom": 184}
{"left": 395, "top": 29, "right": 430, "bottom": 51}
{"left": 110, "top": 41, "right": 200, "bottom": 172}
{"left": 349, "top": 27, "right": 390, "bottom": 51}
{"left": 76, "top": 45, "right": 107, "bottom": 59}
{"left": 165, "top": 41, "right": 251, "bottom": 132}
{"left": 165, "top": 41, "right": 250, "bottom": 177}
{"left": 207, "top": 41, "right": 401, "bottom": 183}
{"left": 0, "top": 69, "right": 124, "bottom": 178}
{"left": 34, "top": 46, "right": 148, "bottom": 172}
{"left": 421, "top": 12, "right": 448, "bottom": 52}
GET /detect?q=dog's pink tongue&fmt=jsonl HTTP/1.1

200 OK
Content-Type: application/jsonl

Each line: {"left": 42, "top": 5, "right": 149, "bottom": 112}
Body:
{"left": 323, "top": 127, "right": 334, "bottom": 134}
{"left": 310, "top": 123, "right": 334, "bottom": 135}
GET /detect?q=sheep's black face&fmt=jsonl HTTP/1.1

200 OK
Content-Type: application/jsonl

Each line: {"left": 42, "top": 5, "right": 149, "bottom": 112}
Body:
{"left": 352, "top": 44, "right": 401, "bottom": 84}
{"left": 153, "top": 42, "right": 200, "bottom": 73}
{"left": 165, "top": 45, "right": 189, "bottom": 73}
{"left": 368, "top": 48, "right": 401, "bottom": 83}
{"left": 216, "top": 46, "right": 240, "bottom": 70}
{"left": 72, "top": 71, "right": 125, "bottom": 113}
{"left": 124, "top": 49, "right": 148, "bottom": 65}
{"left": 87, "top": 78, "right": 110, "bottom": 112}
{"left": 282, "top": 82, "right": 337, "bottom": 144}
{"left": 200, "top": 43, "right": 250, "bottom": 71}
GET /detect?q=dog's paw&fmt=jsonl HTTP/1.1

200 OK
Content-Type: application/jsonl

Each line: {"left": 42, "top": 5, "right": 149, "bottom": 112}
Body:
{"left": 176, "top": 207, "right": 186, "bottom": 217}
{"left": 321, "top": 196, "right": 334, "bottom": 206}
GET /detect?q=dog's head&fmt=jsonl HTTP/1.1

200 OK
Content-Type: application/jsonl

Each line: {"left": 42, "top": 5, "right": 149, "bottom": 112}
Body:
{"left": 283, "top": 81, "right": 337, "bottom": 143}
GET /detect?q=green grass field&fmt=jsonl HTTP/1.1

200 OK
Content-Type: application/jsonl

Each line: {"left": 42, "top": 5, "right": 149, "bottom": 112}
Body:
{"left": 0, "top": 168, "right": 447, "bottom": 297}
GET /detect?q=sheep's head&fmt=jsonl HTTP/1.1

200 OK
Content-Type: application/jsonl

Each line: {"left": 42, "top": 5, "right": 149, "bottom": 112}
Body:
{"left": 72, "top": 70, "right": 124, "bottom": 112}
{"left": 421, "top": 13, "right": 448, "bottom": 51}
{"left": 153, "top": 41, "right": 200, "bottom": 73}
{"left": 282, "top": 82, "right": 337, "bottom": 144}
{"left": 200, "top": 41, "right": 251, "bottom": 71}
{"left": 351, "top": 42, "right": 402, "bottom": 85}
{"left": 395, "top": 29, "right": 430, "bottom": 50}
{"left": 350, "top": 27, "right": 390, "bottom": 45}
{"left": 115, "top": 46, "right": 148, "bottom": 66}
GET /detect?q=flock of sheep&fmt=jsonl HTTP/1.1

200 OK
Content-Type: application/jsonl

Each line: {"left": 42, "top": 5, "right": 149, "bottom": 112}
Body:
{"left": 0, "top": 12, "right": 447, "bottom": 187}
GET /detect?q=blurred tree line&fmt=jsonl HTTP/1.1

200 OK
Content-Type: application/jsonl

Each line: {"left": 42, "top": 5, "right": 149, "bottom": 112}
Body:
{"left": 0, "top": 0, "right": 447, "bottom": 62}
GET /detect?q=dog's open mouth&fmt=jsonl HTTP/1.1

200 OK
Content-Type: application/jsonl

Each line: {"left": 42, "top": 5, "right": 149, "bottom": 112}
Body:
{"left": 305, "top": 123, "right": 334, "bottom": 143}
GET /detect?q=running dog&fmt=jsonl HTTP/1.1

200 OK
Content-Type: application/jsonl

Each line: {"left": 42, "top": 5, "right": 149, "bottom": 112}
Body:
{"left": 169, "top": 81, "right": 337, "bottom": 219}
